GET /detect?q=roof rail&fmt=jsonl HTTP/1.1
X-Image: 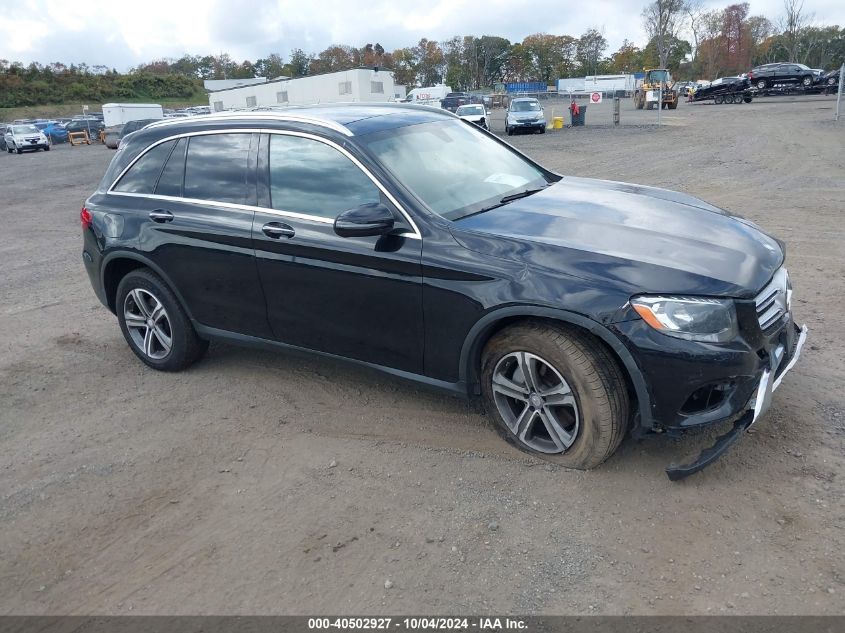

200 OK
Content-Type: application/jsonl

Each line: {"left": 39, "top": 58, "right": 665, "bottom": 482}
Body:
{"left": 145, "top": 110, "right": 353, "bottom": 136}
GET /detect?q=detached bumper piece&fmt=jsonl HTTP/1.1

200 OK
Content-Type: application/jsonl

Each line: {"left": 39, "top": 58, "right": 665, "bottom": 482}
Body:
{"left": 665, "top": 323, "right": 808, "bottom": 481}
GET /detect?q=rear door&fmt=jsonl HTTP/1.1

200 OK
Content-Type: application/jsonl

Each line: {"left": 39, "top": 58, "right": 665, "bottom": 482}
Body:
{"left": 109, "top": 131, "right": 272, "bottom": 339}
{"left": 251, "top": 131, "right": 424, "bottom": 373}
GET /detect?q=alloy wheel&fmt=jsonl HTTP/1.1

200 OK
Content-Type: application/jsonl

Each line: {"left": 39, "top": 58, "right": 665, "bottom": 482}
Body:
{"left": 123, "top": 288, "right": 173, "bottom": 360}
{"left": 491, "top": 351, "right": 580, "bottom": 454}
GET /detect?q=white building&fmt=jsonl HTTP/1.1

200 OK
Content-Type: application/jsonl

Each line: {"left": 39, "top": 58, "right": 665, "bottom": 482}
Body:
{"left": 203, "top": 77, "right": 269, "bottom": 91}
{"left": 209, "top": 68, "right": 397, "bottom": 111}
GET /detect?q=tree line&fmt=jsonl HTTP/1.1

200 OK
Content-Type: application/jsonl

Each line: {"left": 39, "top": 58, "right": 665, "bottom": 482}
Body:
{"left": 1, "top": 0, "right": 842, "bottom": 108}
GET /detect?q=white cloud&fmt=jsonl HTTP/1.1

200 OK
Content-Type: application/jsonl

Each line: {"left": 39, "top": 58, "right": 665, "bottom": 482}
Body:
{"left": 1, "top": 0, "right": 842, "bottom": 69}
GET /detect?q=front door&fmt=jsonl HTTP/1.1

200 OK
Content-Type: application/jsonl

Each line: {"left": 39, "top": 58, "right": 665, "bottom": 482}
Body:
{"left": 252, "top": 132, "right": 424, "bottom": 373}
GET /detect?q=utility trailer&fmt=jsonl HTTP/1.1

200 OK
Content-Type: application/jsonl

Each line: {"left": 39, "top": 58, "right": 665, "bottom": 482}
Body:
{"left": 689, "top": 78, "right": 754, "bottom": 105}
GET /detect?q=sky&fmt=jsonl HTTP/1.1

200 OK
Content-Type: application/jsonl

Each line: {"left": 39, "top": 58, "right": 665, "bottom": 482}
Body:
{"left": 2, "top": 0, "right": 843, "bottom": 71}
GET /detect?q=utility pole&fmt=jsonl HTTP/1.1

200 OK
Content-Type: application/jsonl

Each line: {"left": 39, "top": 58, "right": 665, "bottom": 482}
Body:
{"left": 836, "top": 64, "right": 844, "bottom": 122}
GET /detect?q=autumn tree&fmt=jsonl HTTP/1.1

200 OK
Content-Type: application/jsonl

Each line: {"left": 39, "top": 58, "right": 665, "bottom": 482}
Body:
{"left": 642, "top": 0, "right": 688, "bottom": 68}
{"left": 780, "top": 0, "right": 811, "bottom": 62}
{"left": 576, "top": 29, "right": 608, "bottom": 75}
{"left": 413, "top": 38, "right": 445, "bottom": 86}
{"left": 610, "top": 40, "right": 644, "bottom": 73}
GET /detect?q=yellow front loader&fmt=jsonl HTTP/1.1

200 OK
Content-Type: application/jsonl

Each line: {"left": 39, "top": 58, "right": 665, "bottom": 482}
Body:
{"left": 633, "top": 69, "right": 679, "bottom": 110}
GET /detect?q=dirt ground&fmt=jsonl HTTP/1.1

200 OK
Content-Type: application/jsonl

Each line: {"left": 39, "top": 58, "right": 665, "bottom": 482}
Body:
{"left": 1, "top": 95, "right": 843, "bottom": 616}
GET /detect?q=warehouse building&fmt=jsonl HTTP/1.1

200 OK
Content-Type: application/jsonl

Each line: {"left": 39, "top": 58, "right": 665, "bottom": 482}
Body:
{"left": 208, "top": 68, "right": 397, "bottom": 111}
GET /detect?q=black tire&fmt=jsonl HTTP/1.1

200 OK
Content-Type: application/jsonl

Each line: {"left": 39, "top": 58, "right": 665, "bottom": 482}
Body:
{"left": 756, "top": 79, "right": 767, "bottom": 90}
{"left": 44, "top": 144, "right": 50, "bottom": 151}
{"left": 539, "top": 127, "right": 546, "bottom": 134}
{"left": 480, "top": 322, "right": 630, "bottom": 470}
{"left": 506, "top": 126, "right": 512, "bottom": 136}
{"left": 714, "top": 95, "right": 724, "bottom": 104}
{"left": 801, "top": 75, "right": 812, "bottom": 87}
{"left": 743, "top": 96, "right": 753, "bottom": 103}
{"left": 16, "top": 147, "right": 22, "bottom": 154}
{"left": 115, "top": 268, "right": 208, "bottom": 371}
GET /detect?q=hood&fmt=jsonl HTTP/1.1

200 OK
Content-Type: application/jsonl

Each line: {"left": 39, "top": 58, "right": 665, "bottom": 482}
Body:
{"left": 509, "top": 111, "right": 543, "bottom": 120}
{"left": 451, "top": 177, "right": 783, "bottom": 298}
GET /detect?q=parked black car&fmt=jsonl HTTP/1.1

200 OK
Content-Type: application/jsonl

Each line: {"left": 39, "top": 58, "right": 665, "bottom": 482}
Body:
{"left": 690, "top": 77, "right": 753, "bottom": 104}
{"left": 819, "top": 68, "right": 840, "bottom": 87}
{"left": 65, "top": 118, "right": 105, "bottom": 139}
{"left": 749, "top": 62, "right": 821, "bottom": 89}
{"left": 441, "top": 92, "right": 471, "bottom": 112}
{"left": 81, "top": 105, "right": 806, "bottom": 479}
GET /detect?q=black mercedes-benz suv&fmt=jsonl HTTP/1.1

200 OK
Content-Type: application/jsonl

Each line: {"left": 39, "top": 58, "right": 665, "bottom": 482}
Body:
{"left": 81, "top": 104, "right": 806, "bottom": 479}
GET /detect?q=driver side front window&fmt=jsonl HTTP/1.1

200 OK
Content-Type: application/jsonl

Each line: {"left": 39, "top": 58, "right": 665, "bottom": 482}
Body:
{"left": 268, "top": 134, "right": 380, "bottom": 219}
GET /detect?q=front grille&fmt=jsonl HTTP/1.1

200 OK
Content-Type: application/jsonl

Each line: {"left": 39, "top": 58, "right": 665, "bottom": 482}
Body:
{"left": 755, "top": 268, "right": 788, "bottom": 331}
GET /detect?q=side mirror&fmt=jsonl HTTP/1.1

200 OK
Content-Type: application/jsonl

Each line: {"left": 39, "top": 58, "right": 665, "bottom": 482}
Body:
{"left": 334, "top": 202, "right": 395, "bottom": 238}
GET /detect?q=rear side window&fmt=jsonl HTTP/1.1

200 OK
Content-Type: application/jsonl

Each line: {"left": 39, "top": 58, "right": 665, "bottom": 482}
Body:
{"left": 155, "top": 137, "right": 187, "bottom": 197}
{"left": 113, "top": 140, "right": 176, "bottom": 194}
{"left": 184, "top": 133, "right": 252, "bottom": 204}
{"left": 268, "top": 134, "right": 380, "bottom": 218}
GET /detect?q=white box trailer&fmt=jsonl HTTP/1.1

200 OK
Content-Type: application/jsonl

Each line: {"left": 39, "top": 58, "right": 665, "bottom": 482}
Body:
{"left": 405, "top": 84, "right": 452, "bottom": 106}
{"left": 102, "top": 103, "right": 164, "bottom": 127}
{"left": 583, "top": 75, "right": 636, "bottom": 95}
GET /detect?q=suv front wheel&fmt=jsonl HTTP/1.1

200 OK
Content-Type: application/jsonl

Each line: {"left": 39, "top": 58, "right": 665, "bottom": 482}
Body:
{"left": 116, "top": 269, "right": 208, "bottom": 371}
{"left": 481, "top": 322, "right": 629, "bottom": 469}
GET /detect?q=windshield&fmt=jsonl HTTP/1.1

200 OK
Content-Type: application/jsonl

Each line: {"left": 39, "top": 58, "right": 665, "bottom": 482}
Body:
{"left": 12, "top": 125, "right": 39, "bottom": 134}
{"left": 361, "top": 119, "right": 547, "bottom": 220}
{"left": 510, "top": 100, "right": 540, "bottom": 112}
{"left": 647, "top": 70, "right": 669, "bottom": 82}
{"left": 457, "top": 105, "right": 485, "bottom": 115}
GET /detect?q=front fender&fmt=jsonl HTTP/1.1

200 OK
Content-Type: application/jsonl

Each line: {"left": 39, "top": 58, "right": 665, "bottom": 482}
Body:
{"left": 459, "top": 305, "right": 654, "bottom": 431}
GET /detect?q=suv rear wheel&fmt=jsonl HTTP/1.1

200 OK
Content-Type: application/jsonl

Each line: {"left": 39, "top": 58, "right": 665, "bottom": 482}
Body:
{"left": 756, "top": 79, "right": 767, "bottom": 90}
{"left": 116, "top": 269, "right": 208, "bottom": 371}
{"left": 480, "top": 322, "right": 629, "bottom": 469}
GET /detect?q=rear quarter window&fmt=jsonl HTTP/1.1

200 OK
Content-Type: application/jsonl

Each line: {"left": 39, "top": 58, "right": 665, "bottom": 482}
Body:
{"left": 112, "top": 140, "right": 176, "bottom": 194}
{"left": 183, "top": 133, "right": 252, "bottom": 204}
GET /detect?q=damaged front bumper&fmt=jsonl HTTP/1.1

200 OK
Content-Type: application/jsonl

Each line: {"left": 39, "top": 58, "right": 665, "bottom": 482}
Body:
{"left": 665, "top": 323, "right": 808, "bottom": 481}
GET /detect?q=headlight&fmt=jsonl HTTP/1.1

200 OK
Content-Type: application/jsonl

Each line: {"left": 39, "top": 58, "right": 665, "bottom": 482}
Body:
{"left": 630, "top": 296, "right": 738, "bottom": 343}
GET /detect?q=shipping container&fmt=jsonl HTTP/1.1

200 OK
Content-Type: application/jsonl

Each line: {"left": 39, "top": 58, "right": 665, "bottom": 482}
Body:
{"left": 505, "top": 82, "right": 548, "bottom": 93}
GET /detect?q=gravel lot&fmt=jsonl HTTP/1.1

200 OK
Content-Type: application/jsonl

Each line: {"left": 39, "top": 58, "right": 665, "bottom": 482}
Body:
{"left": 1, "top": 96, "right": 843, "bottom": 615}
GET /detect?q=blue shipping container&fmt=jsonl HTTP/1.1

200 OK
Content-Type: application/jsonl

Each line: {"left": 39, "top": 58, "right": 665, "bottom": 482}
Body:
{"left": 505, "top": 82, "right": 548, "bottom": 93}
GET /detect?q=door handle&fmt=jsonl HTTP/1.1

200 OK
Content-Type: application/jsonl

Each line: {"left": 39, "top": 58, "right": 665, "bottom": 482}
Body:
{"left": 262, "top": 222, "right": 295, "bottom": 239}
{"left": 149, "top": 210, "right": 174, "bottom": 223}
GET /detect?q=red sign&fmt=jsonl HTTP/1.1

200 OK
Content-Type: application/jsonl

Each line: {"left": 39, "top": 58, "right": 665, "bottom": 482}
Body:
{"left": 590, "top": 92, "right": 603, "bottom": 104}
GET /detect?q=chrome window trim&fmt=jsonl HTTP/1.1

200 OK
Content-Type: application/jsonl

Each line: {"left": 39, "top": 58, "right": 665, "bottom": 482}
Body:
{"left": 144, "top": 112, "right": 353, "bottom": 137}
{"left": 107, "top": 127, "right": 421, "bottom": 239}
{"left": 108, "top": 191, "right": 335, "bottom": 225}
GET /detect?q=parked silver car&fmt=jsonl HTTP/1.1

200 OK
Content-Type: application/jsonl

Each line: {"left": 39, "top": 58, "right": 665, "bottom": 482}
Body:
{"left": 4, "top": 124, "right": 50, "bottom": 154}
{"left": 505, "top": 98, "right": 546, "bottom": 135}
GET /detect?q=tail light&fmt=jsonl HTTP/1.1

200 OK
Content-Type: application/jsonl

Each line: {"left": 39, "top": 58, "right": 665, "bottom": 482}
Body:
{"left": 80, "top": 206, "right": 92, "bottom": 229}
